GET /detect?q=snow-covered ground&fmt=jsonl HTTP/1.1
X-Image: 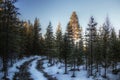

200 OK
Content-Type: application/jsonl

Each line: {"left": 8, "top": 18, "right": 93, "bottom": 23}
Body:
{"left": 0, "top": 56, "right": 120, "bottom": 80}
{"left": 43, "top": 60, "right": 93, "bottom": 80}
{"left": 29, "top": 58, "right": 47, "bottom": 80}
{"left": 42, "top": 59, "right": 120, "bottom": 80}
{"left": 7, "top": 56, "right": 39, "bottom": 80}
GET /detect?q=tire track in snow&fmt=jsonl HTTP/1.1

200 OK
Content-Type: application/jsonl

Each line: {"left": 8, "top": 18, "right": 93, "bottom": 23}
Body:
{"left": 13, "top": 58, "right": 36, "bottom": 80}
{"left": 29, "top": 58, "right": 47, "bottom": 80}
{"left": 7, "top": 56, "right": 39, "bottom": 80}
{"left": 36, "top": 59, "right": 58, "bottom": 80}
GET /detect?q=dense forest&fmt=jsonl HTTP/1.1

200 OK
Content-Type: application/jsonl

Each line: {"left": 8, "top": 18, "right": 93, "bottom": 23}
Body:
{"left": 0, "top": 0, "right": 120, "bottom": 80}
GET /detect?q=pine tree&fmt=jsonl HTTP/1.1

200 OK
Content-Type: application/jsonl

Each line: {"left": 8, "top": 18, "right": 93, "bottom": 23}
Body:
{"left": 45, "top": 22, "right": 55, "bottom": 65}
{"left": 118, "top": 38, "right": 120, "bottom": 63}
{"left": 66, "top": 11, "right": 82, "bottom": 77}
{"left": 61, "top": 33, "right": 71, "bottom": 74}
{"left": 33, "top": 18, "right": 41, "bottom": 55}
{"left": 21, "top": 21, "right": 34, "bottom": 56}
{"left": 19, "top": 21, "right": 26, "bottom": 57}
{"left": 85, "top": 16, "right": 97, "bottom": 76}
{"left": 76, "top": 38, "right": 84, "bottom": 70}
{"left": 109, "top": 28, "right": 120, "bottom": 73}
{"left": 101, "top": 16, "right": 111, "bottom": 78}
{"left": 67, "top": 11, "right": 81, "bottom": 41}
{"left": 39, "top": 35, "right": 45, "bottom": 55}
{"left": 55, "top": 22, "right": 63, "bottom": 61}
{"left": 93, "top": 30, "right": 102, "bottom": 74}
{"left": 0, "top": 0, "right": 20, "bottom": 79}
{"left": 84, "top": 30, "right": 90, "bottom": 71}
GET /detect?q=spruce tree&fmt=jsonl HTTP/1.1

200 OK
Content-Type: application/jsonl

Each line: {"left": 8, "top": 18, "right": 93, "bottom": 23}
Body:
{"left": 45, "top": 22, "right": 55, "bottom": 65}
{"left": 21, "top": 21, "right": 34, "bottom": 56}
{"left": 101, "top": 16, "right": 111, "bottom": 78}
{"left": 66, "top": 11, "right": 82, "bottom": 77}
{"left": 109, "top": 28, "right": 120, "bottom": 73}
{"left": 67, "top": 11, "right": 81, "bottom": 41}
{"left": 55, "top": 22, "right": 63, "bottom": 61}
{"left": 85, "top": 16, "right": 97, "bottom": 76}
{"left": 33, "top": 18, "right": 41, "bottom": 55}
{"left": 39, "top": 35, "right": 45, "bottom": 55}
{"left": 61, "top": 33, "right": 71, "bottom": 74}
{"left": 0, "top": 0, "right": 20, "bottom": 79}
{"left": 76, "top": 38, "right": 84, "bottom": 70}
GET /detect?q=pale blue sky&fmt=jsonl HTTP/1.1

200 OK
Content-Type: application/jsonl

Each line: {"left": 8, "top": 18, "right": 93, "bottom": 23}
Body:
{"left": 16, "top": 0, "right": 120, "bottom": 35}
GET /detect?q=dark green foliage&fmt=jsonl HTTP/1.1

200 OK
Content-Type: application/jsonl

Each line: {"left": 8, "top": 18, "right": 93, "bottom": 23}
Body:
{"left": 20, "top": 18, "right": 43, "bottom": 56}
{"left": 33, "top": 18, "right": 41, "bottom": 55}
{"left": 63, "top": 11, "right": 83, "bottom": 76}
{"left": 67, "top": 11, "right": 81, "bottom": 41}
{"left": 39, "top": 36, "right": 46, "bottom": 55}
{"left": 109, "top": 28, "right": 120, "bottom": 70}
{"left": 101, "top": 17, "right": 111, "bottom": 78}
{"left": 85, "top": 16, "right": 120, "bottom": 78}
{"left": 20, "top": 21, "right": 34, "bottom": 56}
{"left": 0, "top": 0, "right": 21, "bottom": 78}
{"left": 0, "top": 0, "right": 21, "bottom": 55}
{"left": 85, "top": 16, "right": 97, "bottom": 76}
{"left": 77, "top": 39, "right": 84, "bottom": 67}
{"left": 55, "top": 23, "right": 63, "bottom": 61}
{"left": 44, "top": 22, "right": 55, "bottom": 64}
{"left": 61, "top": 33, "right": 72, "bottom": 74}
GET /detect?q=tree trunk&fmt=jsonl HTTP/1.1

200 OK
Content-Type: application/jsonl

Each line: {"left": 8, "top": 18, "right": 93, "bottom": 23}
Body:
{"left": 71, "top": 58, "right": 76, "bottom": 77}
{"left": 64, "top": 57, "right": 67, "bottom": 74}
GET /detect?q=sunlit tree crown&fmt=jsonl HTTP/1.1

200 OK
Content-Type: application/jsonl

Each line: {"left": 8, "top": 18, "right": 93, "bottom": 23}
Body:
{"left": 67, "top": 11, "right": 82, "bottom": 42}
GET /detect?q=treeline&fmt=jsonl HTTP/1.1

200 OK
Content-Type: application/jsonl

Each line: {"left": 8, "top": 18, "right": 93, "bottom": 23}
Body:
{"left": 0, "top": 0, "right": 120, "bottom": 79}
{"left": 85, "top": 16, "right": 120, "bottom": 78}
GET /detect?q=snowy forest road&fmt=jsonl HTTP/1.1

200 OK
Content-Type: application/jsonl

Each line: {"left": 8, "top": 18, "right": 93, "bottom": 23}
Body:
{"left": 13, "top": 58, "right": 37, "bottom": 80}
{"left": 5, "top": 56, "right": 120, "bottom": 80}
{"left": 6, "top": 56, "right": 43, "bottom": 80}
{"left": 7, "top": 56, "right": 57, "bottom": 80}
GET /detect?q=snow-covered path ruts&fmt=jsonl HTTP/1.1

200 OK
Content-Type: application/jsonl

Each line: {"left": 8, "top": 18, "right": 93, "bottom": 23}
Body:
{"left": 7, "top": 56, "right": 39, "bottom": 80}
{"left": 13, "top": 58, "right": 36, "bottom": 80}
{"left": 29, "top": 58, "right": 47, "bottom": 80}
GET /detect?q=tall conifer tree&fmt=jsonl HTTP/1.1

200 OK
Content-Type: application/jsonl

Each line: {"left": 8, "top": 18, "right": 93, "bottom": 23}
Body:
{"left": 0, "top": 0, "right": 20, "bottom": 79}
{"left": 56, "top": 22, "right": 63, "bottom": 61}
{"left": 33, "top": 18, "right": 41, "bottom": 55}
{"left": 45, "top": 22, "right": 55, "bottom": 65}
{"left": 85, "top": 16, "right": 97, "bottom": 76}
{"left": 66, "top": 11, "right": 82, "bottom": 77}
{"left": 101, "top": 16, "right": 111, "bottom": 78}
{"left": 67, "top": 11, "right": 81, "bottom": 41}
